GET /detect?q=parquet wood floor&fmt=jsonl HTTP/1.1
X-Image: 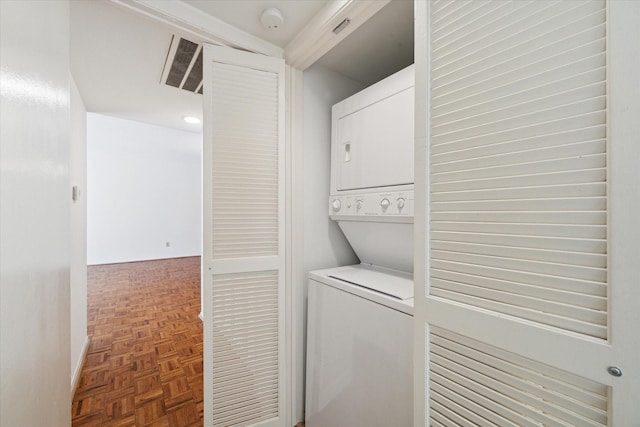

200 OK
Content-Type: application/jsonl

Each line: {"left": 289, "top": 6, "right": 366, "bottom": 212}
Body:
{"left": 72, "top": 257, "right": 203, "bottom": 427}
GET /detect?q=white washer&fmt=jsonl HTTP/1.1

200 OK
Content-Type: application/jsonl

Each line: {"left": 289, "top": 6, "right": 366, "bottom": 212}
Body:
{"left": 305, "top": 264, "right": 413, "bottom": 427}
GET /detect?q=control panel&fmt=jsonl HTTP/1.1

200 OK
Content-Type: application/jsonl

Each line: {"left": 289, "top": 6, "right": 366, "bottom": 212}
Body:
{"left": 329, "top": 191, "right": 414, "bottom": 219}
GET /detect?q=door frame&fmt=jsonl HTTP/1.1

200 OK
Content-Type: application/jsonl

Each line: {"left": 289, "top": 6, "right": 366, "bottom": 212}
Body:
{"left": 413, "top": 1, "right": 429, "bottom": 424}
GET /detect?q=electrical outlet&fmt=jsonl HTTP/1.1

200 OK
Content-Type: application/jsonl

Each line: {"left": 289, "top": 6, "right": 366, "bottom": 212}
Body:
{"left": 166, "top": 241, "right": 171, "bottom": 247}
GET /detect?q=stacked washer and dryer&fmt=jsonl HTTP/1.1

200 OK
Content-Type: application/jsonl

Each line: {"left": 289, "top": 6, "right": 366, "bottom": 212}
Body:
{"left": 305, "top": 65, "right": 415, "bottom": 427}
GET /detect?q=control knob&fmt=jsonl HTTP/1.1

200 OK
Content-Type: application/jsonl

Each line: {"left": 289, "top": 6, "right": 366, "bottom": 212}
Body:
{"left": 380, "top": 198, "right": 391, "bottom": 210}
{"left": 331, "top": 199, "right": 341, "bottom": 212}
{"left": 397, "top": 197, "right": 406, "bottom": 209}
{"left": 356, "top": 199, "right": 363, "bottom": 210}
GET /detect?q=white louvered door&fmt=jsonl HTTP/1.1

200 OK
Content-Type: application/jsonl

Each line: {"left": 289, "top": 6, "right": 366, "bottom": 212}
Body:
{"left": 414, "top": 1, "right": 640, "bottom": 425}
{"left": 202, "top": 44, "right": 286, "bottom": 427}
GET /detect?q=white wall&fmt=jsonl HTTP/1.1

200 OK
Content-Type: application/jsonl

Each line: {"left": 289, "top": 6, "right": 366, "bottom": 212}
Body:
{"left": 292, "top": 64, "right": 364, "bottom": 422}
{"left": 87, "top": 113, "right": 202, "bottom": 265}
{"left": 70, "top": 76, "right": 89, "bottom": 393}
{"left": 302, "top": 66, "right": 363, "bottom": 274}
{"left": 0, "top": 1, "right": 71, "bottom": 425}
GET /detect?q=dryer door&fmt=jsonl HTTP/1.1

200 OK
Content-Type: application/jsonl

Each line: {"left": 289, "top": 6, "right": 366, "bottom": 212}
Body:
{"left": 336, "top": 87, "right": 414, "bottom": 191}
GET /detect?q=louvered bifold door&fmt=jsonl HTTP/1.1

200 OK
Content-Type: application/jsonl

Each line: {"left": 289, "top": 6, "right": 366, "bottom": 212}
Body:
{"left": 202, "top": 45, "right": 286, "bottom": 427}
{"left": 415, "top": 0, "right": 640, "bottom": 425}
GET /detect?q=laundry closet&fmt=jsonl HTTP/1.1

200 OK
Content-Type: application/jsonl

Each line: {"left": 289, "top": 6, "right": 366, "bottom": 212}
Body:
{"left": 296, "top": 1, "right": 415, "bottom": 425}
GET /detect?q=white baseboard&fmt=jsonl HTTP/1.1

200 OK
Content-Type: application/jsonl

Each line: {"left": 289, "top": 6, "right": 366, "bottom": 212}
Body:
{"left": 71, "top": 336, "right": 90, "bottom": 398}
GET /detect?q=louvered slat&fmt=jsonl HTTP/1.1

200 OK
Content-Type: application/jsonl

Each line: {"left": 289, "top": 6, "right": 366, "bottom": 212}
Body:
{"left": 432, "top": 241, "right": 606, "bottom": 268}
{"left": 431, "top": 221, "right": 606, "bottom": 239}
{"left": 430, "top": 0, "right": 608, "bottom": 339}
{"left": 429, "top": 327, "right": 608, "bottom": 426}
{"left": 211, "top": 62, "right": 279, "bottom": 259}
{"left": 212, "top": 270, "right": 279, "bottom": 427}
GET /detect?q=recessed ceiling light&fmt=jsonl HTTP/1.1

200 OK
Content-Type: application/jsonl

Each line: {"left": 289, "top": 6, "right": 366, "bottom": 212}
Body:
{"left": 183, "top": 116, "right": 201, "bottom": 124}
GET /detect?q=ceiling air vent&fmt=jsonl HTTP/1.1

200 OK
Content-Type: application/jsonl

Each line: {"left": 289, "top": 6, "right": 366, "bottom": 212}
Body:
{"left": 161, "top": 35, "right": 203, "bottom": 94}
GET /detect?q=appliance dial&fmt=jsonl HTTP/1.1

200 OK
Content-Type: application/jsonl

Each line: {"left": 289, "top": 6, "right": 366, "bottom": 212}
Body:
{"left": 356, "top": 199, "right": 363, "bottom": 210}
{"left": 397, "top": 197, "right": 406, "bottom": 209}
{"left": 331, "top": 199, "right": 341, "bottom": 212}
{"left": 380, "top": 198, "right": 391, "bottom": 209}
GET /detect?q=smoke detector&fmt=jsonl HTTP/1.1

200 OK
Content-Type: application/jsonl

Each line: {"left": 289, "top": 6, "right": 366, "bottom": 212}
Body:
{"left": 261, "top": 8, "right": 284, "bottom": 30}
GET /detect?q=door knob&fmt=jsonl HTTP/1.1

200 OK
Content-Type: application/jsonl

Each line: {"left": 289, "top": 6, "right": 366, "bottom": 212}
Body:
{"left": 607, "top": 366, "right": 622, "bottom": 377}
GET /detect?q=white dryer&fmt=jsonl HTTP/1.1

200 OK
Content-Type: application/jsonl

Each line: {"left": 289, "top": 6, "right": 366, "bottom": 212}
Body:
{"left": 306, "top": 65, "right": 415, "bottom": 427}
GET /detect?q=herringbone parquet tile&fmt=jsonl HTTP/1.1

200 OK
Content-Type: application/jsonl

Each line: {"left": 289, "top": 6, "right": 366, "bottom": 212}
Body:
{"left": 72, "top": 257, "right": 203, "bottom": 427}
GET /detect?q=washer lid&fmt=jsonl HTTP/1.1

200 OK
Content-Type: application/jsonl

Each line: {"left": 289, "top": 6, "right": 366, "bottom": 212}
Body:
{"left": 328, "top": 267, "right": 413, "bottom": 300}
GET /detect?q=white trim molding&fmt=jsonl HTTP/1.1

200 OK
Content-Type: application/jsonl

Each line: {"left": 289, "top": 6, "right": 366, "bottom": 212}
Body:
{"left": 285, "top": 65, "right": 305, "bottom": 424}
{"left": 71, "top": 336, "right": 90, "bottom": 398}
{"left": 412, "top": 1, "right": 429, "bottom": 425}
{"left": 285, "top": 0, "right": 390, "bottom": 70}
{"left": 110, "top": 0, "right": 284, "bottom": 58}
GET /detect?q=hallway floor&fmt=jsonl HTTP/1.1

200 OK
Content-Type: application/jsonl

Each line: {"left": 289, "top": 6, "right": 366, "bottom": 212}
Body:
{"left": 72, "top": 257, "right": 203, "bottom": 427}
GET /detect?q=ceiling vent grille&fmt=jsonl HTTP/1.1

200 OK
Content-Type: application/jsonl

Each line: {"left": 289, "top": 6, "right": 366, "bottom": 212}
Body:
{"left": 161, "top": 35, "right": 203, "bottom": 94}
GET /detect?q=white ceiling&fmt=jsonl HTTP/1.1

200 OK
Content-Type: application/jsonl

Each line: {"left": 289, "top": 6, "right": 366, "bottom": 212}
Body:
{"left": 70, "top": 0, "right": 413, "bottom": 133}
{"left": 71, "top": 0, "right": 205, "bottom": 132}
{"left": 183, "top": 0, "right": 329, "bottom": 48}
